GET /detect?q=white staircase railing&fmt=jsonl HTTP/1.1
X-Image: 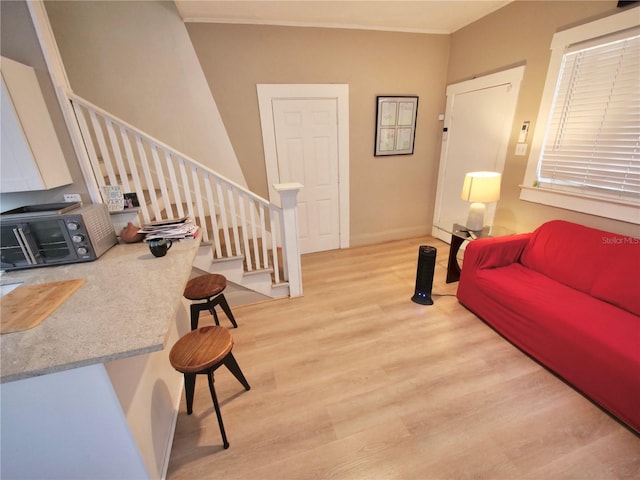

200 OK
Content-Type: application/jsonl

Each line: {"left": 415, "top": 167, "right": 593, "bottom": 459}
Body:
{"left": 66, "top": 91, "right": 302, "bottom": 296}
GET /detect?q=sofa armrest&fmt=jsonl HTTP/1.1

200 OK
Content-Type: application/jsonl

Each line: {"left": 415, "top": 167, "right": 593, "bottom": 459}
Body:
{"left": 461, "top": 233, "right": 531, "bottom": 272}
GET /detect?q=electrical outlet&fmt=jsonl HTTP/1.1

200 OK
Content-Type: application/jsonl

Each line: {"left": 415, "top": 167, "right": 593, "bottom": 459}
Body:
{"left": 64, "top": 194, "right": 82, "bottom": 203}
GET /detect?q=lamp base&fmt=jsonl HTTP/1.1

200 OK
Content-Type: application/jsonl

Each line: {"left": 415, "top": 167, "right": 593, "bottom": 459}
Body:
{"left": 466, "top": 203, "right": 485, "bottom": 232}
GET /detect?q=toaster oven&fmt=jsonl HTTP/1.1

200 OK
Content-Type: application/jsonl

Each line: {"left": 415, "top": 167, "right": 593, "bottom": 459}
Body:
{"left": 0, "top": 202, "right": 117, "bottom": 271}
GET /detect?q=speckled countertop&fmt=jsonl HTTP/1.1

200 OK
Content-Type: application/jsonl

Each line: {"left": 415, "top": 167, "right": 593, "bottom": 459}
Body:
{"left": 0, "top": 237, "right": 201, "bottom": 383}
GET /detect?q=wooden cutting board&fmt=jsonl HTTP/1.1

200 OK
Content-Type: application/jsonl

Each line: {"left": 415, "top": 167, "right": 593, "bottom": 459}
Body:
{"left": 0, "top": 279, "right": 85, "bottom": 334}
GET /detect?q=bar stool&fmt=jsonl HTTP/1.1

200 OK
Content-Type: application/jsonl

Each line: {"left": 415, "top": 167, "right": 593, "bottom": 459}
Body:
{"left": 183, "top": 273, "right": 238, "bottom": 330}
{"left": 169, "top": 325, "right": 250, "bottom": 449}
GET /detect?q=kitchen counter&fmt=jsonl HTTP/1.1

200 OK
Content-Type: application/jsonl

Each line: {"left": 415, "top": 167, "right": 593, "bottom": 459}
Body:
{"left": 0, "top": 237, "right": 200, "bottom": 383}
{"left": 1, "top": 236, "right": 202, "bottom": 479}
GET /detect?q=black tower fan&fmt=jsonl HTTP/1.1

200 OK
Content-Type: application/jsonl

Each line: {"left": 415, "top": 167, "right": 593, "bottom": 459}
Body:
{"left": 411, "top": 245, "right": 437, "bottom": 305}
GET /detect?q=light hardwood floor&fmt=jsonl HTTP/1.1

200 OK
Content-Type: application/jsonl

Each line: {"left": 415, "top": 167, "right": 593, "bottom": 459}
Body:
{"left": 167, "top": 236, "right": 640, "bottom": 479}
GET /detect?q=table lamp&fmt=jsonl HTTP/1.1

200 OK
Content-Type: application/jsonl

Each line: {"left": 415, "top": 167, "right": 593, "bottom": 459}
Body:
{"left": 461, "top": 171, "right": 501, "bottom": 231}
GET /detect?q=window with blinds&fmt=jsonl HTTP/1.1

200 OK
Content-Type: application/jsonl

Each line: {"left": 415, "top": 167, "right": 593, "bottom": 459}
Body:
{"left": 536, "top": 28, "right": 640, "bottom": 203}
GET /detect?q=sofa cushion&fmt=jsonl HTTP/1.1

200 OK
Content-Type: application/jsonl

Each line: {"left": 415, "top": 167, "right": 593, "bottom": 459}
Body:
{"left": 520, "top": 220, "right": 640, "bottom": 313}
{"left": 589, "top": 235, "right": 640, "bottom": 316}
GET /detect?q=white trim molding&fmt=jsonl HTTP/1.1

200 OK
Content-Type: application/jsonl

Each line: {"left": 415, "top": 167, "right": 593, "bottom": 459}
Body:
{"left": 520, "top": 6, "right": 640, "bottom": 224}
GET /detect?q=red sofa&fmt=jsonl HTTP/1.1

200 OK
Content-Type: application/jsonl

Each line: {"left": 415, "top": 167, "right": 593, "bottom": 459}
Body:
{"left": 457, "top": 220, "right": 640, "bottom": 432}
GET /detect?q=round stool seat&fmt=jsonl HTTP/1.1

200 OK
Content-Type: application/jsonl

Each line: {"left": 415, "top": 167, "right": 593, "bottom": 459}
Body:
{"left": 184, "top": 274, "right": 227, "bottom": 301}
{"left": 170, "top": 326, "right": 233, "bottom": 374}
{"left": 183, "top": 274, "right": 237, "bottom": 329}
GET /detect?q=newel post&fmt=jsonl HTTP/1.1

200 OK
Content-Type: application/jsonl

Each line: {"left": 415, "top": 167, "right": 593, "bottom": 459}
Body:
{"left": 274, "top": 183, "right": 303, "bottom": 297}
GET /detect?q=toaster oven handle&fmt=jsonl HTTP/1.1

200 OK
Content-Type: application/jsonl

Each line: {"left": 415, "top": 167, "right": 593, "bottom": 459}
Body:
{"left": 13, "top": 228, "right": 37, "bottom": 264}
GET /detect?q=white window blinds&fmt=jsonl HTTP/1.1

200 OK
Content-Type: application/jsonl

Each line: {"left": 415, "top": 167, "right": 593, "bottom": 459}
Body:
{"left": 537, "top": 28, "right": 640, "bottom": 203}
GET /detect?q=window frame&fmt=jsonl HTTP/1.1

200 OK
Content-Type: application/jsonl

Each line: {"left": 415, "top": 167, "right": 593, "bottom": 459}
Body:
{"left": 520, "top": 7, "right": 640, "bottom": 224}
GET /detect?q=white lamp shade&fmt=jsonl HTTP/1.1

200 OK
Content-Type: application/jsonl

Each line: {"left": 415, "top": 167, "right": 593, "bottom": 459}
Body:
{"left": 461, "top": 171, "right": 502, "bottom": 203}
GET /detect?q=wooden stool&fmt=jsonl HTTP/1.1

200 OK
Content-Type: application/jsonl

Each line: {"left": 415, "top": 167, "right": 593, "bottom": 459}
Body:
{"left": 183, "top": 274, "right": 238, "bottom": 330}
{"left": 169, "top": 326, "right": 250, "bottom": 449}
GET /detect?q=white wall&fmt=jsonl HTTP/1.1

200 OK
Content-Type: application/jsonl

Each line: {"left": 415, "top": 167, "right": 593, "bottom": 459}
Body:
{"left": 1, "top": 364, "right": 149, "bottom": 479}
{"left": 45, "top": 0, "right": 247, "bottom": 188}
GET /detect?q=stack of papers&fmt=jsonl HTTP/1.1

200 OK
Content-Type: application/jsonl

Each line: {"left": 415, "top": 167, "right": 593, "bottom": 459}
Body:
{"left": 138, "top": 217, "right": 200, "bottom": 240}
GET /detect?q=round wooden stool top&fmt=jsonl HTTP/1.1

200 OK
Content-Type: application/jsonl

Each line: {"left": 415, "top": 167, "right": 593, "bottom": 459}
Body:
{"left": 169, "top": 326, "right": 233, "bottom": 374}
{"left": 183, "top": 274, "right": 227, "bottom": 301}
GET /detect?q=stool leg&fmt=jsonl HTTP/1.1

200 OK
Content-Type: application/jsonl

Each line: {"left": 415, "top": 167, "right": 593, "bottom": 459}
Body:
{"left": 217, "top": 294, "right": 238, "bottom": 328}
{"left": 223, "top": 352, "right": 250, "bottom": 391}
{"left": 207, "top": 371, "right": 230, "bottom": 449}
{"left": 184, "top": 373, "right": 196, "bottom": 415}
{"left": 209, "top": 303, "right": 221, "bottom": 326}
{"left": 190, "top": 304, "right": 200, "bottom": 331}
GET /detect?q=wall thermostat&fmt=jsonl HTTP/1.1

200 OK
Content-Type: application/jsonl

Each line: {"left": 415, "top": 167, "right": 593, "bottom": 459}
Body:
{"left": 518, "top": 121, "right": 530, "bottom": 143}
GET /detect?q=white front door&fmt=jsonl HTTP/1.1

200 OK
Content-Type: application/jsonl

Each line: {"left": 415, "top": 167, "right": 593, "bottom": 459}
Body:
{"left": 272, "top": 98, "right": 340, "bottom": 254}
{"left": 432, "top": 66, "right": 524, "bottom": 242}
{"left": 257, "top": 84, "right": 350, "bottom": 255}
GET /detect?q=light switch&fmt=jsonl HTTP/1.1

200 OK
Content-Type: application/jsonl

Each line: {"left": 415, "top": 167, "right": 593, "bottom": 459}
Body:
{"left": 515, "top": 143, "right": 528, "bottom": 156}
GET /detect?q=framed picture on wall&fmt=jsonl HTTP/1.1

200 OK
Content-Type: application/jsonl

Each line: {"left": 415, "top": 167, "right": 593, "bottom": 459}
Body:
{"left": 375, "top": 96, "right": 418, "bottom": 156}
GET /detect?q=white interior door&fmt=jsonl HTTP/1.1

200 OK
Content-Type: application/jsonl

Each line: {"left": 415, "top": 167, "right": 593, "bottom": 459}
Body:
{"left": 273, "top": 98, "right": 340, "bottom": 254}
{"left": 257, "top": 84, "right": 350, "bottom": 255}
{"left": 432, "top": 66, "right": 524, "bottom": 242}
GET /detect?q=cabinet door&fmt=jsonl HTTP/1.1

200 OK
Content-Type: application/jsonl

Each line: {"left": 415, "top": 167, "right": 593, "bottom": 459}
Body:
{"left": 1, "top": 79, "right": 44, "bottom": 191}
{"left": 0, "top": 56, "right": 71, "bottom": 192}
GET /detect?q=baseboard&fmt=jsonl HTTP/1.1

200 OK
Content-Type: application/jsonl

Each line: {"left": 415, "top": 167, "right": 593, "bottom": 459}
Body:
{"left": 161, "top": 381, "right": 184, "bottom": 480}
{"left": 350, "top": 225, "right": 431, "bottom": 247}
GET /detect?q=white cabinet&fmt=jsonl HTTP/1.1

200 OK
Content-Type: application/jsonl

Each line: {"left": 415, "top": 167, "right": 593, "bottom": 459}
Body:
{"left": 1, "top": 56, "right": 71, "bottom": 192}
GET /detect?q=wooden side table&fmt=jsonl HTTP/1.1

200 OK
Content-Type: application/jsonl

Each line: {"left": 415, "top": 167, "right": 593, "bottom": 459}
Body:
{"left": 444, "top": 223, "right": 512, "bottom": 283}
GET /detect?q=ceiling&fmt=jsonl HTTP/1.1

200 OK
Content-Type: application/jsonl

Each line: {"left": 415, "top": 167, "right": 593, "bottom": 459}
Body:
{"left": 174, "top": 1, "right": 513, "bottom": 35}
